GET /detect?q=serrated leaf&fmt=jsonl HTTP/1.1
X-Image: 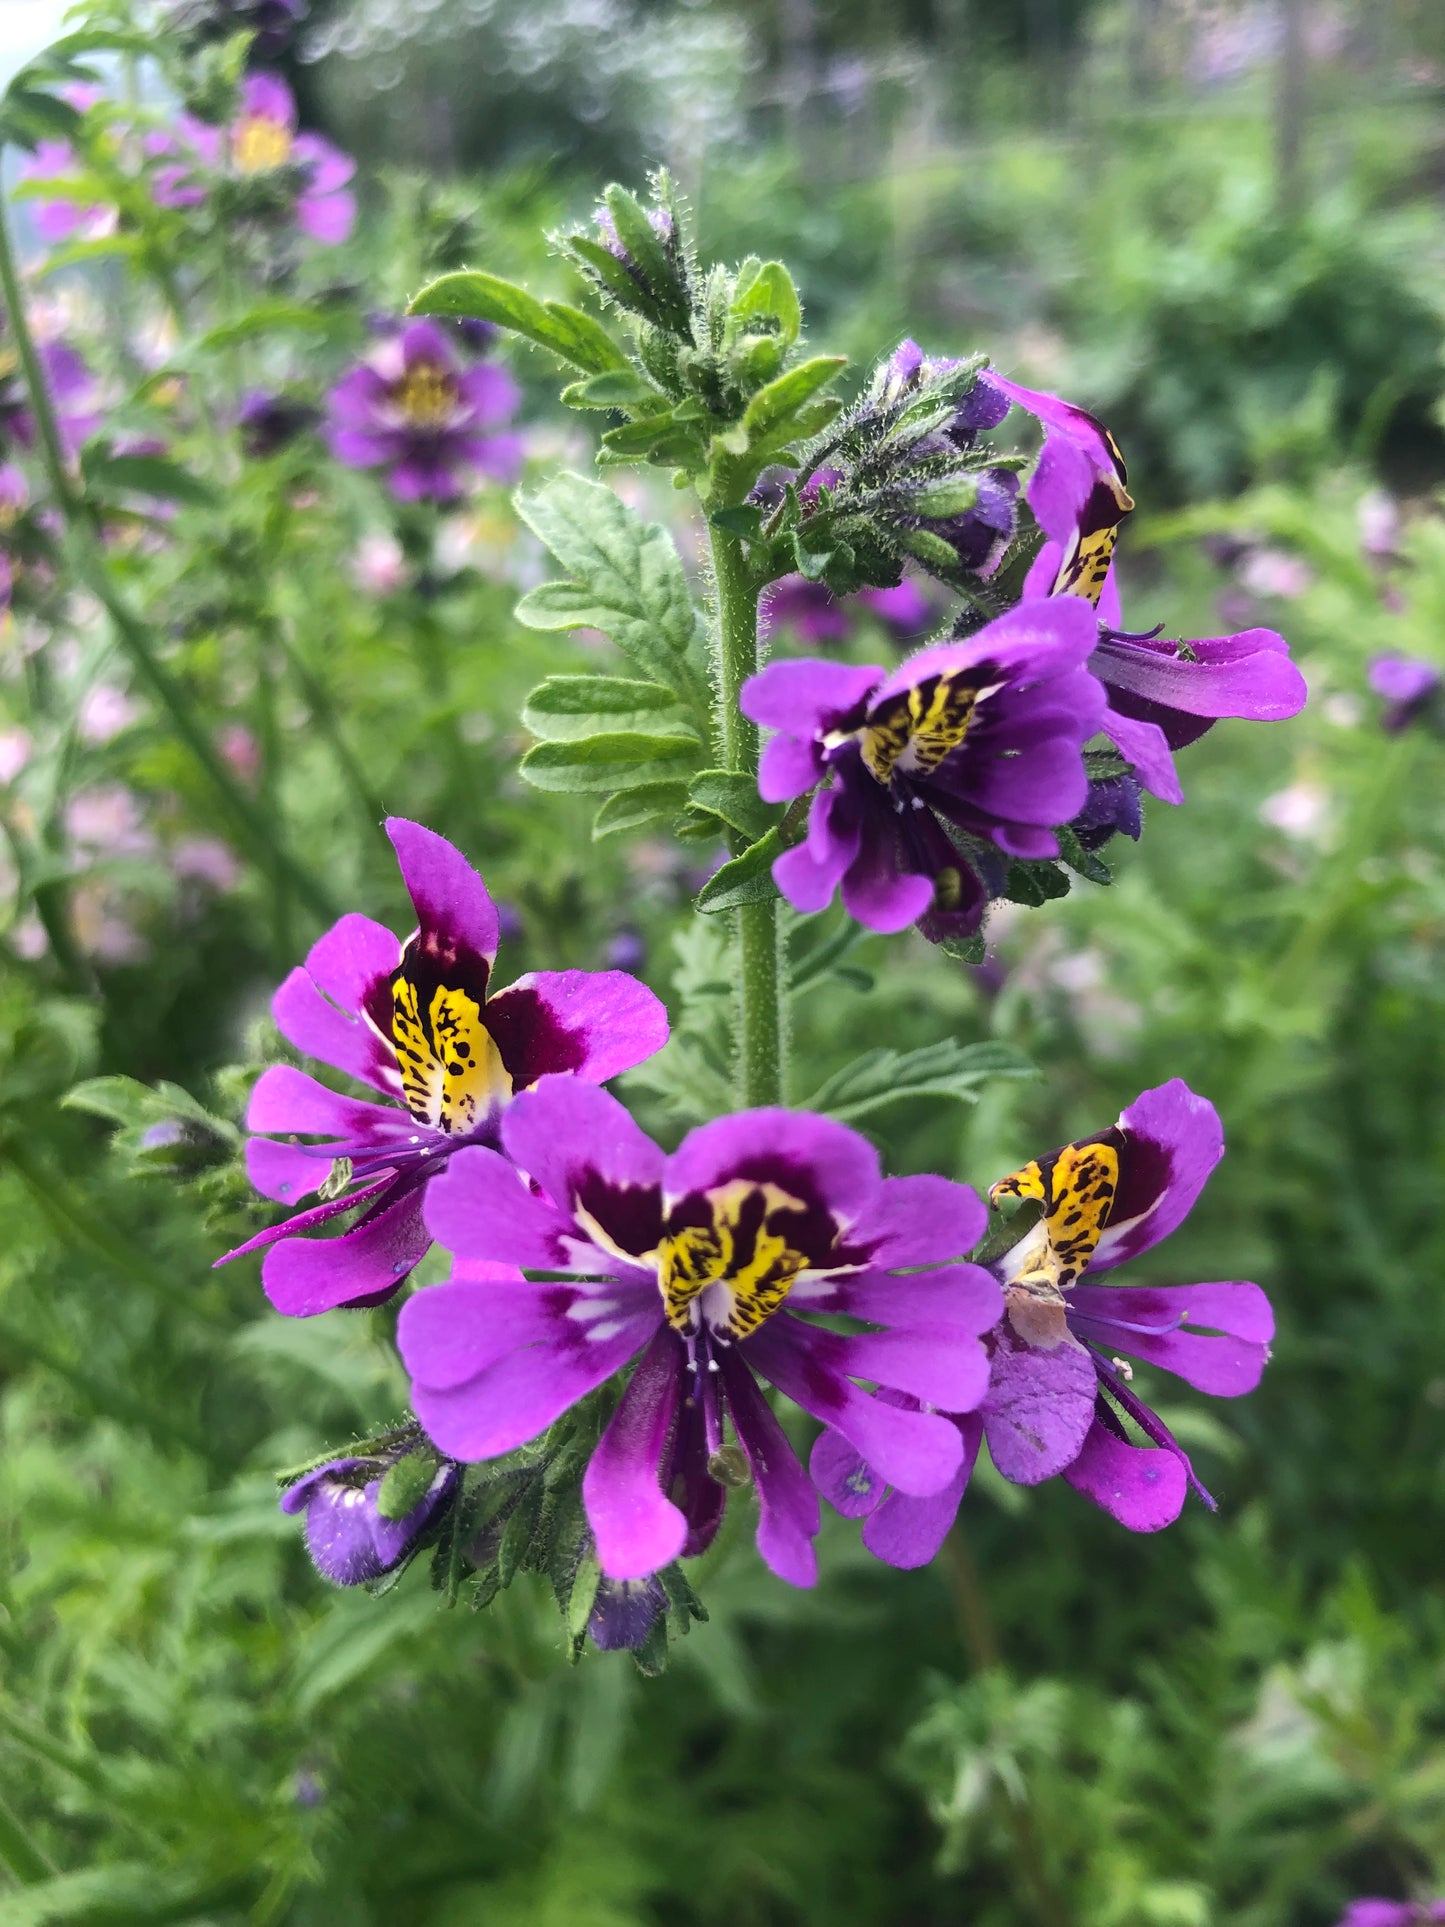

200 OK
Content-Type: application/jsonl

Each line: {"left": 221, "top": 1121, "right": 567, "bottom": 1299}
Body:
{"left": 522, "top": 675, "right": 686, "bottom": 741}
{"left": 521, "top": 732, "right": 700, "bottom": 794}
{"left": 804, "top": 1039, "right": 1036, "bottom": 1123}
{"left": 1004, "top": 859, "right": 1072, "bottom": 906}
{"left": 408, "top": 270, "right": 626, "bottom": 374}
{"left": 377, "top": 1451, "right": 437, "bottom": 1521}
{"left": 695, "top": 829, "right": 783, "bottom": 913}
{"left": 685, "top": 769, "right": 779, "bottom": 843}
{"left": 514, "top": 474, "right": 707, "bottom": 704}
{"left": 592, "top": 782, "right": 690, "bottom": 839}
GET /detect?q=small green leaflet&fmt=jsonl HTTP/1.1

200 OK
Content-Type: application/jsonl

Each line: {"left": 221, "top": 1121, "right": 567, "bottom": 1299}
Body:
{"left": 803, "top": 1039, "right": 1036, "bottom": 1123}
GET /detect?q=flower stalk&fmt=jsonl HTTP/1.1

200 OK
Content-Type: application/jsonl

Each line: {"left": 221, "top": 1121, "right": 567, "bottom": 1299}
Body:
{"left": 708, "top": 521, "right": 787, "bottom": 1109}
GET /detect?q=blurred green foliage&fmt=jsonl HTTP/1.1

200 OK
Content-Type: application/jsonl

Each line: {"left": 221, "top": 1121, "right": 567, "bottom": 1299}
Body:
{"left": 0, "top": 3, "right": 1444, "bottom": 1922}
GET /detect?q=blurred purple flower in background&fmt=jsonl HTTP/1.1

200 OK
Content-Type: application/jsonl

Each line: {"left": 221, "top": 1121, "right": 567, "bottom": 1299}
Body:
{"left": 0, "top": 338, "right": 100, "bottom": 458}
{"left": 238, "top": 389, "right": 320, "bottom": 458}
{"left": 1369, "top": 655, "right": 1440, "bottom": 733}
{"left": 327, "top": 321, "right": 524, "bottom": 502}
{"left": 1336, "top": 1904, "right": 1445, "bottom": 1927}
{"left": 150, "top": 74, "right": 355, "bottom": 244}
{"left": 765, "top": 572, "right": 936, "bottom": 647}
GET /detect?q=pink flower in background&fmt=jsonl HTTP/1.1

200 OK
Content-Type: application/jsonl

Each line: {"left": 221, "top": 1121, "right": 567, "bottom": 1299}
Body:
{"left": 64, "top": 784, "right": 155, "bottom": 857}
{"left": 79, "top": 684, "right": 139, "bottom": 745}
{"left": 0, "top": 726, "right": 33, "bottom": 782}
{"left": 172, "top": 836, "right": 241, "bottom": 892}
{"left": 218, "top": 723, "right": 261, "bottom": 783}
{"left": 351, "top": 530, "right": 407, "bottom": 596}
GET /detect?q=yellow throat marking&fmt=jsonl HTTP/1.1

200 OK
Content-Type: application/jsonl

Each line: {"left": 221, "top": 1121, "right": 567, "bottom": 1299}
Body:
{"left": 991, "top": 1138, "right": 1120, "bottom": 1294}
{"left": 658, "top": 1180, "right": 809, "bottom": 1340}
{"left": 391, "top": 973, "right": 510, "bottom": 1135}
{"left": 397, "top": 364, "right": 457, "bottom": 429}
{"left": 861, "top": 672, "right": 977, "bottom": 786}
{"left": 233, "top": 115, "right": 292, "bottom": 175}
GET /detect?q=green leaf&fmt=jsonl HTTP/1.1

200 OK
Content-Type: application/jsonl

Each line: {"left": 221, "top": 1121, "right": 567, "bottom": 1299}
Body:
{"left": 81, "top": 451, "right": 217, "bottom": 508}
{"left": 560, "top": 368, "right": 662, "bottom": 409}
{"left": 742, "top": 356, "right": 846, "bottom": 440}
{"left": 522, "top": 675, "right": 686, "bottom": 741}
{"left": 1054, "top": 823, "right": 1114, "bottom": 886}
{"left": 35, "top": 234, "right": 142, "bottom": 276}
{"left": 407, "top": 270, "right": 626, "bottom": 374}
{"left": 377, "top": 1450, "right": 438, "bottom": 1521}
{"left": 566, "top": 1541, "right": 602, "bottom": 1643}
{"left": 708, "top": 504, "right": 765, "bottom": 542}
{"left": 695, "top": 829, "right": 784, "bottom": 913}
{"left": 804, "top": 1039, "right": 1037, "bottom": 1123}
{"left": 731, "top": 260, "right": 802, "bottom": 347}
{"left": 1004, "top": 859, "right": 1072, "bottom": 906}
{"left": 603, "top": 184, "right": 686, "bottom": 327}
{"left": 514, "top": 473, "right": 706, "bottom": 702}
{"left": 194, "top": 303, "right": 331, "bottom": 352}
{"left": 592, "top": 782, "right": 690, "bottom": 839}
{"left": 684, "top": 769, "right": 779, "bottom": 843}
{"left": 521, "top": 732, "right": 701, "bottom": 794}
{"left": 900, "top": 528, "right": 961, "bottom": 570}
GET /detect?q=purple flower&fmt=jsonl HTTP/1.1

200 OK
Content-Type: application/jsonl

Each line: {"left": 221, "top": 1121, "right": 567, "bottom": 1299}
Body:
{"left": 237, "top": 389, "right": 319, "bottom": 458}
{"left": 19, "top": 140, "right": 112, "bottom": 247}
{"left": 1337, "top": 1905, "right": 1445, "bottom": 1927}
{"left": 0, "top": 339, "right": 99, "bottom": 458}
{"left": 741, "top": 598, "right": 1106, "bottom": 941}
{"left": 1070, "top": 771, "right": 1143, "bottom": 851}
{"left": 217, "top": 817, "right": 669, "bottom": 1316}
{"left": 1369, "top": 656, "right": 1441, "bottom": 734}
{"left": 148, "top": 74, "right": 354, "bottom": 245}
{"left": 399, "top": 1082, "right": 1001, "bottom": 1588}
{"left": 326, "top": 320, "right": 524, "bottom": 503}
{"left": 813, "top": 1079, "right": 1273, "bottom": 1560}
{"left": 280, "top": 1445, "right": 456, "bottom": 1585}
{"left": 992, "top": 375, "right": 1306, "bottom": 801}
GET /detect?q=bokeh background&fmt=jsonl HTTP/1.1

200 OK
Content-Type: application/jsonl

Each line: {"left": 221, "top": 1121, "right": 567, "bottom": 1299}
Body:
{"left": 1, "top": 1, "right": 1444, "bottom": 1921}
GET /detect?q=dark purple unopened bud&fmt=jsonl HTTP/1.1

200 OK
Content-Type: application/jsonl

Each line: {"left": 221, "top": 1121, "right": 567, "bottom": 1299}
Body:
{"left": 881, "top": 339, "right": 1007, "bottom": 449}
{"left": 1071, "top": 774, "right": 1143, "bottom": 851}
{"left": 238, "top": 390, "right": 319, "bottom": 459}
{"left": 606, "top": 929, "right": 646, "bottom": 972}
{"left": 280, "top": 1452, "right": 456, "bottom": 1586}
{"left": 588, "top": 1573, "right": 668, "bottom": 1651}
{"left": 913, "top": 469, "right": 1018, "bottom": 575}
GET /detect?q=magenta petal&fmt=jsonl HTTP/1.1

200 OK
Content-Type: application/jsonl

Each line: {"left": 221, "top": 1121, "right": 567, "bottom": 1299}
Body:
{"left": 246, "top": 1064, "right": 409, "bottom": 1146}
{"left": 484, "top": 968, "right": 669, "bottom": 1088}
{"left": 1101, "top": 707, "right": 1183, "bottom": 805}
{"left": 499, "top": 1076, "right": 665, "bottom": 1217}
{"left": 718, "top": 1346, "right": 819, "bottom": 1586}
{"left": 1093, "top": 1078, "right": 1223, "bottom": 1271}
{"left": 982, "top": 1327, "right": 1096, "bottom": 1485}
{"left": 262, "top": 1190, "right": 431, "bottom": 1316}
{"left": 1091, "top": 628, "right": 1307, "bottom": 723}
{"left": 1062, "top": 1415, "right": 1187, "bottom": 1531}
{"left": 846, "top": 1173, "right": 988, "bottom": 1267}
{"left": 398, "top": 1277, "right": 576, "bottom": 1391}
{"left": 773, "top": 819, "right": 856, "bottom": 915}
{"left": 747, "top": 1318, "right": 963, "bottom": 1497}
{"left": 809, "top": 1426, "right": 883, "bottom": 1519}
{"left": 297, "top": 186, "right": 356, "bottom": 245}
{"left": 246, "top": 1137, "right": 323, "bottom": 1205}
{"left": 415, "top": 1312, "right": 652, "bottom": 1461}
{"left": 815, "top": 1265, "right": 1002, "bottom": 1342}
{"left": 271, "top": 967, "right": 395, "bottom": 1093}
{"left": 758, "top": 732, "right": 822, "bottom": 804}
{"left": 301, "top": 914, "right": 400, "bottom": 1010}
{"left": 740, "top": 658, "right": 882, "bottom": 731}
{"left": 218, "top": 1176, "right": 394, "bottom": 1264}
{"left": 1068, "top": 1281, "right": 1273, "bottom": 1396}
{"left": 840, "top": 1328, "right": 990, "bottom": 1414}
{"left": 665, "top": 1107, "right": 878, "bottom": 1226}
{"left": 863, "top": 1414, "right": 981, "bottom": 1568}
{"left": 385, "top": 817, "right": 499, "bottom": 971}
{"left": 871, "top": 597, "right": 1099, "bottom": 705}
{"left": 423, "top": 1143, "right": 575, "bottom": 1265}
{"left": 840, "top": 837, "right": 935, "bottom": 934}
{"left": 582, "top": 1326, "right": 688, "bottom": 1580}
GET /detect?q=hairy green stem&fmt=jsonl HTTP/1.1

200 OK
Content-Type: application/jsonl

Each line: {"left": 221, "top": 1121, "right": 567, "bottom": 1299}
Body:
{"left": 709, "top": 527, "right": 786, "bottom": 1108}
{"left": 0, "top": 190, "right": 339, "bottom": 923}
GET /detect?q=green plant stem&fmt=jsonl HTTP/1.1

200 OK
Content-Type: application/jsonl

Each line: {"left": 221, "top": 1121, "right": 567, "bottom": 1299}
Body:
{"left": 0, "top": 189, "right": 338, "bottom": 923}
{"left": 709, "top": 527, "right": 786, "bottom": 1108}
